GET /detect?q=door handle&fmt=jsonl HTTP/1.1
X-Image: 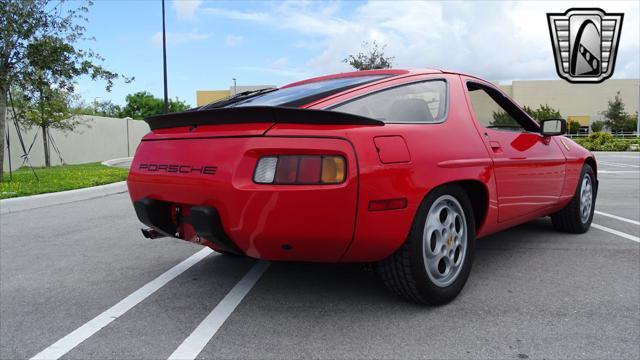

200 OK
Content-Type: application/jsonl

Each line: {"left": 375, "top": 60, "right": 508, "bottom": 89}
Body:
{"left": 489, "top": 141, "right": 502, "bottom": 153}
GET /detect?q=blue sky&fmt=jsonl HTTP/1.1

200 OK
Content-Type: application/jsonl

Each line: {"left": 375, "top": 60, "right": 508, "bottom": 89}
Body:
{"left": 76, "top": 0, "right": 639, "bottom": 107}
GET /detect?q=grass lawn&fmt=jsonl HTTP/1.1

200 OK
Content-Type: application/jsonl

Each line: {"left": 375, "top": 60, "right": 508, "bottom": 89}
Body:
{"left": 1, "top": 163, "right": 129, "bottom": 199}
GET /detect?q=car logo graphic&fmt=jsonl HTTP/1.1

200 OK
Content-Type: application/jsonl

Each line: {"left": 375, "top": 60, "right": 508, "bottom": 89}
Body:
{"left": 547, "top": 8, "right": 624, "bottom": 83}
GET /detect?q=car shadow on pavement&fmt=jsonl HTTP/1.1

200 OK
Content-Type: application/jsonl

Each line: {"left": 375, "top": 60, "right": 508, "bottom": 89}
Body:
{"left": 193, "top": 217, "right": 638, "bottom": 359}
{"left": 197, "top": 218, "right": 575, "bottom": 359}
{"left": 205, "top": 217, "right": 561, "bottom": 308}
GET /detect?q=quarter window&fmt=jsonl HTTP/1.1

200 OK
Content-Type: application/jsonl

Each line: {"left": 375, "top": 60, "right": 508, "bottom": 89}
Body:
{"left": 466, "top": 82, "right": 537, "bottom": 132}
{"left": 332, "top": 80, "right": 447, "bottom": 123}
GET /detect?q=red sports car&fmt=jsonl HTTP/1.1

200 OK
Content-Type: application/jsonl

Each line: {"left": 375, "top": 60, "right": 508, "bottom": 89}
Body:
{"left": 128, "top": 69, "right": 597, "bottom": 305}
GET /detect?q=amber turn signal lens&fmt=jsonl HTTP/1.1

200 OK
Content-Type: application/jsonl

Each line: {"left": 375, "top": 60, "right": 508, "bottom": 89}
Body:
{"left": 321, "top": 156, "right": 345, "bottom": 184}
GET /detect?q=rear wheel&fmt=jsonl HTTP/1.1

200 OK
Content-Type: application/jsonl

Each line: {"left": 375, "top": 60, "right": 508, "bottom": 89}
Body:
{"left": 377, "top": 185, "right": 475, "bottom": 305}
{"left": 551, "top": 164, "right": 596, "bottom": 233}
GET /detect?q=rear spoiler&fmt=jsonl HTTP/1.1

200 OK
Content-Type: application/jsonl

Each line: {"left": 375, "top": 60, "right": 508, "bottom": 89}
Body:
{"left": 144, "top": 106, "right": 384, "bottom": 130}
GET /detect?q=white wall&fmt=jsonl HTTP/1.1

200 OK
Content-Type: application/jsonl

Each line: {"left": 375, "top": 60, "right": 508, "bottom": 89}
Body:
{"left": 3, "top": 115, "right": 149, "bottom": 171}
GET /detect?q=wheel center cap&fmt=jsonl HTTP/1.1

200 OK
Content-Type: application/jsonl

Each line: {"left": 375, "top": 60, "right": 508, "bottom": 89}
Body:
{"left": 447, "top": 235, "right": 453, "bottom": 248}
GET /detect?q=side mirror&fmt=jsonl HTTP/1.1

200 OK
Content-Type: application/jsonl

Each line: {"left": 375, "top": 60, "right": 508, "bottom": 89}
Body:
{"left": 540, "top": 118, "right": 566, "bottom": 136}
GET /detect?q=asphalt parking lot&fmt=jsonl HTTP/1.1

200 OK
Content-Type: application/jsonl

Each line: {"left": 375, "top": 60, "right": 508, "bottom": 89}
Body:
{"left": 1, "top": 152, "right": 638, "bottom": 360}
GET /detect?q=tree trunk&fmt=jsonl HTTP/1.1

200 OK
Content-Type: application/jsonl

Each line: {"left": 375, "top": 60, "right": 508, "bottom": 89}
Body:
{"left": 42, "top": 125, "right": 50, "bottom": 167}
{"left": 0, "top": 84, "right": 7, "bottom": 181}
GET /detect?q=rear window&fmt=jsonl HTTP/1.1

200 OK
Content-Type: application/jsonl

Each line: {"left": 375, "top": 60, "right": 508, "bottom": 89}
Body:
{"left": 226, "top": 75, "right": 389, "bottom": 108}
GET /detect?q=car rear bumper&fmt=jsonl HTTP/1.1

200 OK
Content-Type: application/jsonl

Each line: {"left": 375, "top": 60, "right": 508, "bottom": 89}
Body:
{"left": 127, "top": 136, "right": 358, "bottom": 262}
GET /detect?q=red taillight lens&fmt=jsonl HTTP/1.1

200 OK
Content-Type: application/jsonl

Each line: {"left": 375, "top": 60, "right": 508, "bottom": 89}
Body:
{"left": 297, "top": 156, "right": 322, "bottom": 183}
{"left": 274, "top": 156, "right": 299, "bottom": 184}
{"left": 253, "top": 155, "right": 345, "bottom": 184}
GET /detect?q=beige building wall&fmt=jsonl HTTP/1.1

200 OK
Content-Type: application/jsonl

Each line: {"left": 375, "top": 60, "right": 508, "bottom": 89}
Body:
{"left": 3, "top": 115, "right": 149, "bottom": 172}
{"left": 497, "top": 79, "right": 639, "bottom": 124}
{"left": 196, "top": 90, "right": 230, "bottom": 107}
{"left": 196, "top": 85, "right": 276, "bottom": 106}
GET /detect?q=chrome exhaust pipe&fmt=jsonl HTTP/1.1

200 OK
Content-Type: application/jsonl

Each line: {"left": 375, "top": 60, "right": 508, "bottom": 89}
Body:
{"left": 141, "top": 228, "right": 166, "bottom": 239}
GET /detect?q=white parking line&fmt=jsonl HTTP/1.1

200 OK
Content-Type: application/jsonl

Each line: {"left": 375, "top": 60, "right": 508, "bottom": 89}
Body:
{"left": 599, "top": 161, "right": 640, "bottom": 168}
{"left": 595, "top": 210, "right": 640, "bottom": 226}
{"left": 30, "top": 248, "right": 214, "bottom": 360}
{"left": 592, "top": 223, "right": 640, "bottom": 243}
{"left": 598, "top": 170, "right": 639, "bottom": 174}
{"left": 168, "top": 260, "right": 271, "bottom": 360}
{"left": 602, "top": 155, "right": 640, "bottom": 159}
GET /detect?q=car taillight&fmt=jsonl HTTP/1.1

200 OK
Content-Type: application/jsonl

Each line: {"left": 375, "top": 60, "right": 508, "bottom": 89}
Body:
{"left": 253, "top": 155, "right": 345, "bottom": 184}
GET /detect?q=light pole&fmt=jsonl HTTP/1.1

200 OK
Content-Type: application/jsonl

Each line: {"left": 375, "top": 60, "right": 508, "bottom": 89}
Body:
{"left": 232, "top": 78, "right": 237, "bottom": 95}
{"left": 161, "top": 0, "right": 169, "bottom": 114}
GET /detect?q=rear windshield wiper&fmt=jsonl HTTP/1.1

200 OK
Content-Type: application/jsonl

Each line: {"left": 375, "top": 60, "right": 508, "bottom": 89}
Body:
{"left": 198, "top": 88, "right": 277, "bottom": 110}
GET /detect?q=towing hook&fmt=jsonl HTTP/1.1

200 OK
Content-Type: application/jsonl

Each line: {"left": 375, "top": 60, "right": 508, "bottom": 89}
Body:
{"left": 141, "top": 228, "right": 166, "bottom": 239}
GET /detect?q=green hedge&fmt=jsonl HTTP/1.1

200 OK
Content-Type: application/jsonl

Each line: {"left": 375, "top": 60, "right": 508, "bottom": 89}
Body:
{"left": 571, "top": 133, "right": 640, "bottom": 151}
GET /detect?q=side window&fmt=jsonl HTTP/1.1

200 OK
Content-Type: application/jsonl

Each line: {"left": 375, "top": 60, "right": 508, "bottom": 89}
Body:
{"left": 332, "top": 80, "right": 447, "bottom": 123}
{"left": 466, "top": 82, "right": 529, "bottom": 132}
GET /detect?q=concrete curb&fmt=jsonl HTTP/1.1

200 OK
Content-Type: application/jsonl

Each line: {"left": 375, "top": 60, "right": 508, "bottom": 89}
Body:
{"left": 102, "top": 157, "right": 133, "bottom": 168}
{"left": 0, "top": 181, "right": 128, "bottom": 215}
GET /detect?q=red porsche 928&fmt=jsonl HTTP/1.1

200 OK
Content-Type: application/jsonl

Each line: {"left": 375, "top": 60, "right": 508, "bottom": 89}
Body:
{"left": 128, "top": 69, "right": 597, "bottom": 305}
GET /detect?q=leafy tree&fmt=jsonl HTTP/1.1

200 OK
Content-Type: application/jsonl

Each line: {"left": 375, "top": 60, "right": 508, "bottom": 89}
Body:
{"left": 73, "top": 99, "right": 121, "bottom": 118}
{"left": 0, "top": 0, "right": 131, "bottom": 177}
{"left": 490, "top": 110, "right": 519, "bottom": 128}
{"left": 119, "top": 91, "right": 190, "bottom": 120}
{"left": 343, "top": 40, "right": 394, "bottom": 71}
{"left": 523, "top": 104, "right": 561, "bottom": 124}
{"left": 622, "top": 113, "right": 638, "bottom": 133}
{"left": 602, "top": 91, "right": 627, "bottom": 132}
{"left": 590, "top": 120, "right": 604, "bottom": 133}
{"left": 12, "top": 87, "right": 80, "bottom": 166}
{"left": 568, "top": 121, "right": 581, "bottom": 134}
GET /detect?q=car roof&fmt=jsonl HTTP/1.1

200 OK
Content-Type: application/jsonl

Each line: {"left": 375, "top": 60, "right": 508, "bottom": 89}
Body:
{"left": 281, "top": 68, "right": 444, "bottom": 89}
{"left": 281, "top": 68, "right": 500, "bottom": 91}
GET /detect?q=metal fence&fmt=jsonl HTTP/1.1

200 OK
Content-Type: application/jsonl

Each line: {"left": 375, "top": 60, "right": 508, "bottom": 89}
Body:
{"left": 566, "top": 131, "right": 639, "bottom": 138}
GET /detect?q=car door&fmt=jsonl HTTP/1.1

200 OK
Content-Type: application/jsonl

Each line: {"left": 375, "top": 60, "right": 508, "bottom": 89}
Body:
{"left": 464, "top": 80, "right": 566, "bottom": 222}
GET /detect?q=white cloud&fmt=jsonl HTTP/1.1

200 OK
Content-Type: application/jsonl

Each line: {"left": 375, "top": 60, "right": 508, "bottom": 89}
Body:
{"left": 150, "top": 31, "right": 210, "bottom": 47}
{"left": 172, "top": 0, "right": 202, "bottom": 21}
{"left": 203, "top": 7, "right": 270, "bottom": 22}
{"left": 234, "top": 57, "right": 311, "bottom": 79}
{"left": 235, "top": 66, "right": 312, "bottom": 79}
{"left": 225, "top": 34, "right": 244, "bottom": 47}
{"left": 203, "top": 0, "right": 639, "bottom": 81}
{"left": 270, "top": 57, "right": 289, "bottom": 69}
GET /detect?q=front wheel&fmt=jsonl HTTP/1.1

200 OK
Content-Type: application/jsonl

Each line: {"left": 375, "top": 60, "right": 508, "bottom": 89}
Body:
{"left": 551, "top": 163, "right": 596, "bottom": 233}
{"left": 377, "top": 185, "right": 475, "bottom": 305}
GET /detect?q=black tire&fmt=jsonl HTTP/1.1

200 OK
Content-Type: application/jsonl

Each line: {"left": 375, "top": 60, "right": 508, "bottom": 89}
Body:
{"left": 377, "top": 185, "right": 476, "bottom": 305}
{"left": 551, "top": 164, "right": 596, "bottom": 233}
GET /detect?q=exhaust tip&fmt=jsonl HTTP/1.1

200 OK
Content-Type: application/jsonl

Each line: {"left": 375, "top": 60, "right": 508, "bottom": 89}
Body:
{"left": 141, "top": 228, "right": 166, "bottom": 239}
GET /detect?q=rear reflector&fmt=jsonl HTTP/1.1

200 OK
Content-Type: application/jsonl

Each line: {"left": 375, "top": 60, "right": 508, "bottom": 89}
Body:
{"left": 253, "top": 155, "right": 345, "bottom": 184}
{"left": 368, "top": 198, "right": 408, "bottom": 211}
